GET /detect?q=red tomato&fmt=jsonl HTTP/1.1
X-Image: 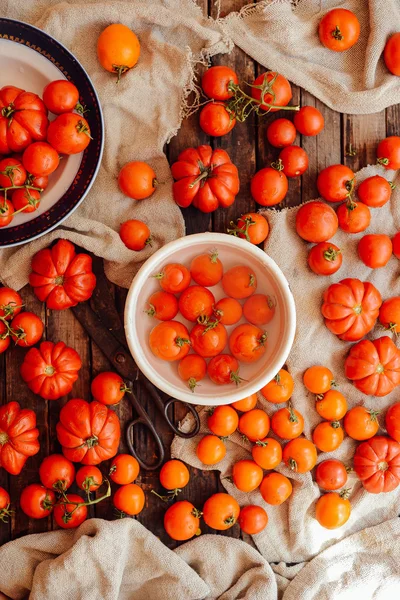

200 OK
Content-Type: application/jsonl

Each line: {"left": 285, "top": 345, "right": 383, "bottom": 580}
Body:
{"left": 0, "top": 198, "right": 14, "bottom": 228}
{"left": 357, "top": 175, "right": 392, "bottom": 208}
{"left": 20, "top": 484, "right": 55, "bottom": 519}
{"left": 12, "top": 188, "right": 41, "bottom": 213}
{"left": 26, "top": 172, "right": 48, "bottom": 190}
{"left": 91, "top": 371, "right": 129, "bottom": 405}
{"left": 178, "top": 285, "right": 215, "bottom": 322}
{"left": 243, "top": 293, "right": 275, "bottom": 325}
{"left": 229, "top": 323, "right": 267, "bottom": 364}
{"left": 337, "top": 201, "right": 371, "bottom": 234}
{"left": 118, "top": 161, "right": 157, "bottom": 200}
{"left": 154, "top": 263, "right": 191, "bottom": 293}
{"left": 251, "top": 166, "right": 288, "bottom": 206}
{"left": 315, "top": 459, "right": 348, "bottom": 491}
{"left": 0, "top": 322, "right": 10, "bottom": 354}
{"left": 42, "top": 80, "right": 80, "bottom": 114}
{"left": 238, "top": 505, "right": 268, "bottom": 535}
{"left": 190, "top": 251, "right": 223, "bottom": 287}
{"left": 213, "top": 297, "right": 243, "bottom": 325}
{"left": 47, "top": 113, "right": 91, "bottom": 155}
{"left": 10, "top": 311, "right": 44, "bottom": 347}
{"left": 379, "top": 297, "right": 400, "bottom": 334}
{"left": 0, "top": 487, "right": 11, "bottom": 522}
{"left": 149, "top": 320, "right": 190, "bottom": 361}
{"left": 0, "top": 86, "right": 48, "bottom": 154}
{"left": 119, "top": 219, "right": 151, "bottom": 251}
{"left": 39, "top": 454, "right": 75, "bottom": 492}
{"left": 278, "top": 145, "right": 308, "bottom": 177}
{"left": 222, "top": 265, "right": 257, "bottom": 299}
{"left": 229, "top": 212, "right": 270, "bottom": 245}
{"left": 0, "top": 157, "right": 27, "bottom": 187}
{"left": 296, "top": 201, "right": 338, "bottom": 243}
{"left": 190, "top": 321, "right": 227, "bottom": 358}
{"left": 199, "top": 102, "right": 236, "bottom": 137}
{"left": 318, "top": 8, "right": 360, "bottom": 52}
{"left": 266, "top": 118, "right": 296, "bottom": 148}
{"left": 76, "top": 465, "right": 103, "bottom": 492}
{"left": 22, "top": 142, "right": 59, "bottom": 176}
{"left": 201, "top": 66, "right": 239, "bottom": 100}
{"left": 377, "top": 136, "right": 400, "bottom": 170}
{"left": 0, "top": 287, "right": 23, "bottom": 320}
{"left": 145, "top": 291, "right": 179, "bottom": 321}
{"left": 207, "top": 354, "right": 241, "bottom": 385}
{"left": 178, "top": 354, "right": 207, "bottom": 391}
{"left": 110, "top": 454, "right": 140, "bottom": 485}
{"left": 308, "top": 242, "right": 342, "bottom": 276}
{"left": 54, "top": 494, "right": 88, "bottom": 528}
{"left": 384, "top": 33, "right": 400, "bottom": 76}
{"left": 294, "top": 106, "right": 324, "bottom": 136}
{"left": 251, "top": 72, "right": 292, "bottom": 112}
{"left": 358, "top": 234, "right": 392, "bottom": 268}
{"left": 113, "top": 484, "right": 145, "bottom": 516}
{"left": 393, "top": 232, "right": 400, "bottom": 260}
{"left": 386, "top": 402, "right": 400, "bottom": 442}
{"left": 317, "top": 164, "right": 355, "bottom": 202}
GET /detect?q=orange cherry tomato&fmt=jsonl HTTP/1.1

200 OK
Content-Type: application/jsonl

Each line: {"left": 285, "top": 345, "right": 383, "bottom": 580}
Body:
{"left": 315, "top": 459, "right": 348, "bottom": 491}
{"left": 222, "top": 265, "right": 257, "bottom": 299}
{"left": 266, "top": 118, "right": 296, "bottom": 148}
{"left": 316, "top": 389, "right": 347, "bottom": 421}
{"left": 315, "top": 491, "right": 351, "bottom": 529}
{"left": 213, "top": 297, "right": 243, "bottom": 325}
{"left": 379, "top": 296, "right": 400, "bottom": 333}
{"left": 243, "top": 293, "right": 276, "bottom": 325}
{"left": 384, "top": 33, "right": 400, "bottom": 76}
{"left": 178, "top": 285, "right": 215, "bottom": 322}
{"left": 42, "top": 80, "right": 80, "bottom": 114}
{"left": 294, "top": 106, "right": 324, "bottom": 136}
{"left": 308, "top": 242, "right": 342, "bottom": 276}
{"left": 232, "top": 459, "right": 263, "bottom": 492}
{"left": 261, "top": 369, "right": 294, "bottom": 404}
{"left": 318, "top": 9, "right": 360, "bottom": 52}
{"left": 312, "top": 421, "right": 344, "bottom": 452}
{"left": 190, "top": 321, "right": 227, "bottom": 357}
{"left": 164, "top": 500, "right": 201, "bottom": 540}
{"left": 190, "top": 250, "right": 223, "bottom": 287}
{"left": 238, "top": 408, "right": 270, "bottom": 442}
{"left": 295, "top": 201, "right": 338, "bottom": 243}
{"left": 113, "top": 483, "right": 145, "bottom": 516}
{"left": 0, "top": 157, "right": 26, "bottom": 187}
{"left": 178, "top": 354, "right": 207, "bottom": 391}
{"left": 109, "top": 454, "right": 140, "bottom": 485}
{"left": 337, "top": 201, "right": 371, "bottom": 234}
{"left": 377, "top": 136, "right": 400, "bottom": 170}
{"left": 207, "top": 405, "right": 239, "bottom": 437}
{"left": 231, "top": 393, "right": 258, "bottom": 412}
{"left": 154, "top": 263, "right": 191, "bottom": 294}
{"left": 251, "top": 72, "right": 292, "bottom": 112}
{"left": 145, "top": 290, "right": 179, "bottom": 321}
{"left": 76, "top": 465, "right": 103, "bottom": 492}
{"left": 97, "top": 24, "right": 140, "bottom": 82}
{"left": 357, "top": 175, "right": 392, "bottom": 208}
{"left": 196, "top": 435, "right": 226, "bottom": 465}
{"left": 317, "top": 164, "right": 355, "bottom": 202}
{"left": 201, "top": 66, "right": 239, "bottom": 100}
{"left": 159, "top": 460, "right": 189, "bottom": 493}
{"left": 12, "top": 188, "right": 41, "bottom": 213}
{"left": 279, "top": 145, "right": 308, "bottom": 177}
{"left": 358, "top": 234, "right": 392, "bottom": 268}
{"left": 22, "top": 142, "right": 59, "bottom": 176}
{"left": 149, "top": 320, "right": 190, "bottom": 361}
{"left": 119, "top": 219, "right": 151, "bottom": 251}
{"left": 252, "top": 437, "right": 282, "bottom": 470}
{"left": 303, "top": 365, "right": 334, "bottom": 394}
{"left": 271, "top": 404, "right": 304, "bottom": 440}
{"left": 250, "top": 166, "right": 288, "bottom": 206}
{"left": 202, "top": 492, "right": 240, "bottom": 530}
{"left": 91, "top": 371, "right": 129, "bottom": 405}
{"left": 343, "top": 406, "right": 380, "bottom": 441}
{"left": 207, "top": 354, "right": 241, "bottom": 385}
{"left": 238, "top": 505, "right": 268, "bottom": 535}
{"left": 231, "top": 212, "right": 270, "bottom": 245}
{"left": 47, "top": 113, "right": 91, "bottom": 155}
{"left": 199, "top": 102, "right": 236, "bottom": 137}
{"left": 229, "top": 323, "right": 267, "bottom": 364}
{"left": 260, "top": 472, "right": 292, "bottom": 505}
{"left": 282, "top": 438, "right": 318, "bottom": 473}
{"left": 118, "top": 161, "right": 157, "bottom": 200}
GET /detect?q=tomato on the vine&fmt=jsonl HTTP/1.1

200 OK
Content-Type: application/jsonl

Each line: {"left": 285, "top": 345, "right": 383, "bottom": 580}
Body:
{"left": 190, "top": 251, "right": 223, "bottom": 287}
{"left": 199, "top": 102, "right": 236, "bottom": 137}
{"left": 118, "top": 161, "right": 157, "bottom": 200}
{"left": 120, "top": 219, "right": 151, "bottom": 251}
{"left": 178, "top": 354, "right": 207, "bottom": 391}
{"left": 0, "top": 487, "right": 11, "bottom": 522}
{"left": 261, "top": 369, "right": 294, "bottom": 404}
{"left": 201, "top": 66, "right": 238, "bottom": 100}
{"left": 222, "top": 265, "right": 257, "bottom": 299}
{"left": 22, "top": 142, "right": 59, "bottom": 176}
{"left": 229, "top": 212, "right": 269, "bottom": 245}
{"left": 42, "top": 80, "right": 80, "bottom": 114}
{"left": 47, "top": 113, "right": 91, "bottom": 155}
{"left": 229, "top": 323, "right": 267, "bottom": 364}
{"left": 315, "top": 459, "right": 348, "bottom": 491}
{"left": 0, "top": 322, "right": 10, "bottom": 353}
{"left": 317, "top": 164, "right": 355, "bottom": 202}
{"left": 232, "top": 459, "right": 263, "bottom": 493}
{"left": 251, "top": 72, "right": 292, "bottom": 112}
{"left": 178, "top": 285, "right": 215, "bottom": 322}
{"left": 20, "top": 484, "right": 55, "bottom": 519}
{"left": 0, "top": 157, "right": 27, "bottom": 187}
{"left": 308, "top": 242, "right": 342, "bottom": 276}
{"left": 203, "top": 492, "right": 240, "bottom": 530}
{"left": 39, "top": 454, "right": 75, "bottom": 492}
{"left": 149, "top": 320, "right": 190, "bottom": 361}
{"left": 251, "top": 166, "right": 288, "bottom": 206}
{"left": 238, "top": 505, "right": 268, "bottom": 535}
{"left": 12, "top": 188, "right": 41, "bottom": 213}
{"left": 109, "top": 454, "right": 140, "bottom": 485}
{"left": 294, "top": 106, "right": 324, "bottom": 136}
{"left": 196, "top": 435, "right": 226, "bottom": 465}
{"left": 318, "top": 8, "right": 360, "bottom": 52}
{"left": 10, "top": 311, "right": 44, "bottom": 347}
{"left": 266, "top": 118, "right": 296, "bottom": 148}
{"left": 358, "top": 234, "right": 392, "bottom": 268}
{"left": 54, "top": 494, "right": 88, "bottom": 529}
{"left": 278, "top": 146, "right": 308, "bottom": 177}
{"left": 154, "top": 263, "right": 191, "bottom": 294}
{"left": 146, "top": 291, "right": 179, "bottom": 321}
{"left": 0, "top": 198, "right": 14, "bottom": 228}
{"left": 91, "top": 371, "right": 130, "bottom": 405}
{"left": 0, "top": 287, "right": 23, "bottom": 320}
{"left": 76, "top": 465, "right": 103, "bottom": 492}
{"left": 296, "top": 201, "right": 338, "bottom": 243}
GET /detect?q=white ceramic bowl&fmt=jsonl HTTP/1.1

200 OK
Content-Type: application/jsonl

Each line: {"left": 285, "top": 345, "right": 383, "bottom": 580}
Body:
{"left": 124, "top": 233, "right": 296, "bottom": 406}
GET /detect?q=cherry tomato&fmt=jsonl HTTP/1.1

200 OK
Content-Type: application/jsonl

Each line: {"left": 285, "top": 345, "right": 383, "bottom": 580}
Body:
{"left": 43, "top": 80, "right": 80, "bottom": 114}
{"left": 207, "top": 405, "right": 239, "bottom": 437}
{"left": 39, "top": 454, "right": 75, "bottom": 492}
{"left": 118, "top": 161, "right": 157, "bottom": 200}
{"left": 0, "top": 287, "right": 23, "bottom": 320}
{"left": 207, "top": 354, "right": 241, "bottom": 385}
{"left": 303, "top": 365, "right": 334, "bottom": 394}
{"left": 358, "top": 234, "right": 392, "bottom": 268}
{"left": 315, "top": 491, "right": 351, "bottom": 529}
{"left": 178, "top": 285, "right": 215, "bottom": 322}
{"left": 91, "top": 371, "right": 129, "bottom": 405}
{"left": 12, "top": 188, "right": 41, "bottom": 213}
{"left": 97, "top": 24, "right": 140, "bottom": 82}
{"left": 22, "top": 142, "right": 59, "bottom": 177}
{"left": 282, "top": 438, "right": 318, "bottom": 473}
{"left": 10, "top": 311, "right": 44, "bottom": 347}
{"left": 232, "top": 459, "right": 263, "bottom": 492}
{"left": 113, "top": 484, "right": 145, "bottom": 516}
{"left": 261, "top": 369, "right": 294, "bottom": 404}
{"left": 243, "top": 293, "right": 275, "bottom": 325}
{"left": 76, "top": 465, "right": 103, "bottom": 492}
{"left": 0, "top": 157, "right": 27, "bottom": 187}
{"left": 260, "top": 472, "right": 292, "bottom": 505}
{"left": 196, "top": 435, "right": 226, "bottom": 465}
{"left": 357, "top": 175, "right": 392, "bottom": 208}
{"left": 379, "top": 296, "right": 400, "bottom": 333}
{"left": 238, "top": 505, "right": 268, "bottom": 535}
{"left": 213, "top": 297, "right": 243, "bottom": 325}
{"left": 149, "top": 320, "right": 190, "bottom": 361}
{"left": 271, "top": 404, "right": 304, "bottom": 440}
{"left": 266, "top": 118, "right": 296, "bottom": 148}
{"left": 0, "top": 487, "right": 11, "bottom": 521}
{"left": 337, "top": 201, "right": 371, "bottom": 233}
{"left": 317, "top": 164, "right": 355, "bottom": 202}
{"left": 110, "top": 454, "right": 140, "bottom": 485}
{"left": 160, "top": 460, "right": 189, "bottom": 493}
{"left": 239, "top": 408, "right": 270, "bottom": 442}
{"left": 47, "top": 113, "right": 91, "bottom": 155}
{"left": 294, "top": 106, "right": 324, "bottom": 136}
{"left": 119, "top": 219, "right": 151, "bottom": 251}
{"left": 199, "top": 102, "right": 236, "bottom": 137}
{"left": 164, "top": 500, "right": 201, "bottom": 540}
{"left": 384, "top": 33, "right": 400, "bottom": 76}
{"left": 313, "top": 421, "right": 344, "bottom": 452}
{"left": 229, "top": 323, "right": 267, "bottom": 364}
{"left": 154, "top": 263, "right": 191, "bottom": 293}
{"left": 319, "top": 8, "right": 360, "bottom": 52}
{"left": 251, "top": 166, "right": 288, "bottom": 206}
{"left": 308, "top": 242, "right": 342, "bottom": 276}
{"left": 377, "top": 136, "right": 400, "bottom": 170}
{"left": 20, "top": 484, "right": 55, "bottom": 519}
{"left": 343, "top": 406, "right": 380, "bottom": 440}
{"left": 201, "top": 66, "right": 238, "bottom": 100}
{"left": 0, "top": 322, "right": 10, "bottom": 354}
{"left": 316, "top": 389, "right": 347, "bottom": 420}
{"left": 190, "top": 250, "right": 223, "bottom": 287}
{"left": 178, "top": 354, "right": 207, "bottom": 391}
{"left": 296, "top": 201, "right": 338, "bottom": 243}
{"left": 190, "top": 321, "right": 227, "bottom": 358}
{"left": 251, "top": 72, "right": 292, "bottom": 112}
{"left": 279, "top": 146, "right": 308, "bottom": 177}
{"left": 54, "top": 494, "right": 88, "bottom": 528}
{"left": 230, "top": 393, "right": 258, "bottom": 412}
{"left": 315, "top": 459, "right": 348, "bottom": 491}
{"left": 393, "top": 232, "right": 400, "bottom": 260}
{"left": 0, "top": 198, "right": 14, "bottom": 228}
{"left": 230, "top": 212, "right": 270, "bottom": 245}
{"left": 202, "top": 492, "right": 240, "bottom": 530}
{"left": 222, "top": 265, "right": 257, "bottom": 299}
{"left": 252, "top": 437, "right": 282, "bottom": 470}
{"left": 145, "top": 290, "right": 179, "bottom": 321}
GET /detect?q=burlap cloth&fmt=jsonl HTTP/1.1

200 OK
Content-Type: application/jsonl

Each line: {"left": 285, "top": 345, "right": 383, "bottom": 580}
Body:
{"left": 1, "top": 0, "right": 400, "bottom": 288}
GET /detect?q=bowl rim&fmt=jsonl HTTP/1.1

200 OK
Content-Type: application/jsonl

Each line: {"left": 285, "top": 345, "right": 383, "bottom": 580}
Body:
{"left": 124, "top": 232, "right": 296, "bottom": 405}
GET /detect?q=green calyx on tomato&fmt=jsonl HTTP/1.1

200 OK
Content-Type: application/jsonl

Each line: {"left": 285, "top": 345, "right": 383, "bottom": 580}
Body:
{"left": 57, "top": 478, "right": 111, "bottom": 523}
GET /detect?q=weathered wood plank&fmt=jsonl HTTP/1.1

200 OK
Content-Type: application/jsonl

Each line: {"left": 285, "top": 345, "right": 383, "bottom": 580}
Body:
{"left": 0, "top": 346, "right": 10, "bottom": 544}
{"left": 343, "top": 111, "right": 386, "bottom": 173}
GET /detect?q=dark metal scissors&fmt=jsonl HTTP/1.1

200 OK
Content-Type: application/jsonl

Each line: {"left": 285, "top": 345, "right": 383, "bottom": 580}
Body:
{"left": 71, "top": 261, "right": 200, "bottom": 470}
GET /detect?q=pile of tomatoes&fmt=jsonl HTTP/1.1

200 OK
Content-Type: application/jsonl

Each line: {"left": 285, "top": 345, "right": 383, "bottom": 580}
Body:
{"left": 0, "top": 79, "right": 92, "bottom": 228}
{"left": 0, "top": 286, "right": 44, "bottom": 353}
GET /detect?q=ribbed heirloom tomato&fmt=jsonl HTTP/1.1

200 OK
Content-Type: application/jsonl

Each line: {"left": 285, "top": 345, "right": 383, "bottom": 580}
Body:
{"left": 43, "top": 80, "right": 80, "bottom": 114}
{"left": 315, "top": 459, "right": 348, "bottom": 491}
{"left": 47, "top": 113, "right": 91, "bottom": 155}
{"left": 190, "top": 251, "right": 223, "bottom": 287}
{"left": 222, "top": 265, "right": 257, "bottom": 299}
{"left": 354, "top": 436, "right": 400, "bottom": 493}
{"left": 250, "top": 166, "right": 288, "bottom": 206}
{"left": 178, "top": 354, "right": 207, "bottom": 391}
{"left": 296, "top": 201, "right": 338, "bottom": 243}
{"left": 207, "top": 354, "right": 241, "bottom": 385}
{"left": 252, "top": 437, "right": 282, "bottom": 470}
{"left": 231, "top": 393, "right": 257, "bottom": 412}
{"left": 318, "top": 8, "right": 360, "bottom": 52}
{"left": 358, "top": 234, "right": 393, "bottom": 269}
{"left": 229, "top": 212, "right": 270, "bottom": 245}
{"left": 308, "top": 242, "right": 342, "bottom": 276}
{"left": 357, "top": 175, "right": 393, "bottom": 208}
{"left": 260, "top": 472, "right": 292, "bottom": 505}
{"left": 109, "top": 454, "right": 140, "bottom": 485}
{"left": 313, "top": 421, "right": 344, "bottom": 452}
{"left": 317, "top": 164, "right": 355, "bottom": 202}
{"left": 337, "top": 201, "right": 371, "bottom": 234}
{"left": 196, "top": 435, "right": 226, "bottom": 465}
{"left": 238, "top": 505, "right": 268, "bottom": 535}
{"left": 154, "top": 263, "right": 191, "bottom": 294}
{"left": 261, "top": 369, "right": 294, "bottom": 404}
{"left": 316, "top": 389, "right": 347, "bottom": 421}
{"left": 97, "top": 24, "right": 140, "bottom": 82}
{"left": 229, "top": 324, "right": 267, "bottom": 364}
{"left": 282, "top": 438, "right": 317, "bottom": 473}
{"left": 279, "top": 146, "right": 308, "bottom": 178}
{"left": 0, "top": 401, "right": 40, "bottom": 475}
{"left": 303, "top": 365, "right": 334, "bottom": 395}
{"left": 199, "top": 102, "right": 236, "bottom": 137}
{"left": 76, "top": 465, "right": 103, "bottom": 492}
{"left": 164, "top": 500, "right": 201, "bottom": 540}
{"left": 293, "top": 106, "right": 324, "bottom": 136}
{"left": 203, "top": 493, "right": 240, "bottom": 530}
{"left": 251, "top": 72, "right": 292, "bottom": 112}
{"left": 0, "top": 85, "right": 48, "bottom": 154}
{"left": 91, "top": 371, "right": 130, "bottom": 405}
{"left": 345, "top": 336, "right": 400, "bottom": 396}
{"left": 118, "top": 161, "right": 157, "bottom": 200}
{"left": 10, "top": 312, "right": 44, "bottom": 347}
{"left": 384, "top": 33, "right": 400, "bottom": 76}
{"left": 232, "top": 459, "right": 263, "bottom": 492}
{"left": 146, "top": 291, "right": 178, "bottom": 321}
{"left": 190, "top": 321, "right": 227, "bottom": 358}
{"left": 315, "top": 491, "right": 351, "bottom": 530}
{"left": 271, "top": 404, "right": 304, "bottom": 440}
{"left": 149, "top": 321, "right": 190, "bottom": 361}
{"left": 39, "top": 454, "right": 75, "bottom": 492}
{"left": 120, "top": 219, "right": 151, "bottom": 251}
{"left": 344, "top": 407, "right": 379, "bottom": 441}
{"left": 0, "top": 287, "right": 23, "bottom": 320}
{"left": 266, "top": 118, "right": 296, "bottom": 148}
{"left": 214, "top": 297, "right": 243, "bottom": 325}
{"left": 379, "top": 297, "right": 400, "bottom": 333}
{"left": 178, "top": 285, "right": 215, "bottom": 322}
{"left": 377, "top": 136, "right": 400, "bottom": 170}
{"left": 243, "top": 294, "right": 275, "bottom": 325}
{"left": 201, "top": 66, "right": 238, "bottom": 100}
{"left": 239, "top": 408, "right": 270, "bottom": 442}
{"left": 207, "top": 405, "right": 238, "bottom": 437}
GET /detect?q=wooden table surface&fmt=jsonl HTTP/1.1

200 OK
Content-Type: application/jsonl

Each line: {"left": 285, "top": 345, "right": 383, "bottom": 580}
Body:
{"left": 1, "top": 0, "right": 398, "bottom": 550}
